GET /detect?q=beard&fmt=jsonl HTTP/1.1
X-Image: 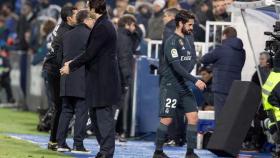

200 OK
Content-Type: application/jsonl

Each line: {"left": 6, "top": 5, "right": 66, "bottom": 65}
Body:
{"left": 182, "top": 27, "right": 192, "bottom": 35}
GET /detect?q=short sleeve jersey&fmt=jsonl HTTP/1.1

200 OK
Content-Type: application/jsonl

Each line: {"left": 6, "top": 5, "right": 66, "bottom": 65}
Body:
{"left": 160, "top": 33, "right": 194, "bottom": 85}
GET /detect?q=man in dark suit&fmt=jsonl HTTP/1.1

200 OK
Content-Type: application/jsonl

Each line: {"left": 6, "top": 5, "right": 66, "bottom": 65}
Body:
{"left": 42, "top": 6, "right": 78, "bottom": 151}
{"left": 201, "top": 27, "right": 246, "bottom": 120}
{"left": 56, "top": 10, "right": 95, "bottom": 153}
{"left": 60, "top": 0, "right": 121, "bottom": 157}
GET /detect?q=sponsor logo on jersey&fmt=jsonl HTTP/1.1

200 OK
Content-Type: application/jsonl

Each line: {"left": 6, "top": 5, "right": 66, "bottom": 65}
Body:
{"left": 181, "top": 56, "right": 192, "bottom": 61}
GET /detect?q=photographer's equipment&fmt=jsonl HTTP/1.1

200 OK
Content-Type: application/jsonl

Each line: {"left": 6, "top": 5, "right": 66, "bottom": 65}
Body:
{"left": 207, "top": 81, "right": 261, "bottom": 157}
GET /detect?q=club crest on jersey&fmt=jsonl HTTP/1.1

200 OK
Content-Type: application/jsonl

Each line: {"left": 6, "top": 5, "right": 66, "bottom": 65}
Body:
{"left": 178, "top": 39, "right": 184, "bottom": 46}
{"left": 171, "top": 49, "right": 178, "bottom": 58}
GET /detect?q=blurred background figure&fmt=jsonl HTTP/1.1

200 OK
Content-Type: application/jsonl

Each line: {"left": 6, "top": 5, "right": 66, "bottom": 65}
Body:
{"left": 114, "top": 0, "right": 129, "bottom": 18}
{"left": 212, "top": 0, "right": 230, "bottom": 21}
{"left": 199, "top": 66, "right": 214, "bottom": 111}
{"left": 252, "top": 52, "right": 272, "bottom": 86}
{"left": 135, "top": 1, "right": 152, "bottom": 36}
{"left": 1, "top": 2, "right": 18, "bottom": 34}
{"left": 115, "top": 14, "right": 137, "bottom": 142}
{"left": 0, "top": 15, "right": 15, "bottom": 104}
{"left": 147, "top": 0, "right": 165, "bottom": 40}
{"left": 16, "top": 1, "right": 35, "bottom": 109}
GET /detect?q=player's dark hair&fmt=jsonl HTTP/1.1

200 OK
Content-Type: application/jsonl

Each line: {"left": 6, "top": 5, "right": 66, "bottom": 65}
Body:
{"left": 88, "top": 0, "right": 107, "bottom": 14}
{"left": 175, "top": 10, "right": 195, "bottom": 27}
{"left": 61, "top": 6, "right": 77, "bottom": 22}
{"left": 118, "top": 14, "right": 136, "bottom": 28}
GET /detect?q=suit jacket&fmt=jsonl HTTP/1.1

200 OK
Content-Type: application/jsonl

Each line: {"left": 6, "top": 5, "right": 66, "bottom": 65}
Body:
{"left": 69, "top": 14, "right": 121, "bottom": 108}
{"left": 60, "top": 24, "right": 90, "bottom": 98}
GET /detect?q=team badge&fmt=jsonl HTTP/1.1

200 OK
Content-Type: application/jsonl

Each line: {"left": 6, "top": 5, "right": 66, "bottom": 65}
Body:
{"left": 171, "top": 49, "right": 178, "bottom": 58}
{"left": 179, "top": 39, "right": 184, "bottom": 46}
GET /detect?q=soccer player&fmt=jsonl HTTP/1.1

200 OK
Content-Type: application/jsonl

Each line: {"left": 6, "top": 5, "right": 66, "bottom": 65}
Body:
{"left": 153, "top": 10, "right": 206, "bottom": 158}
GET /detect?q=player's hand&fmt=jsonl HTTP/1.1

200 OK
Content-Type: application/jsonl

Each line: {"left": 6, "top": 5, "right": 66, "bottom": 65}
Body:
{"left": 195, "top": 79, "right": 206, "bottom": 91}
{"left": 60, "top": 60, "right": 72, "bottom": 75}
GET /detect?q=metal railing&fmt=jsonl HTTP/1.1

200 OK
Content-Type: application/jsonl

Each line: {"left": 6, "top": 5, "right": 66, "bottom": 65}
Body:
{"left": 205, "top": 21, "right": 233, "bottom": 52}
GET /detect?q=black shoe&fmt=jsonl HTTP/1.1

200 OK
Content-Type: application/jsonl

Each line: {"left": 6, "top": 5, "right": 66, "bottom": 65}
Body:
{"left": 185, "top": 152, "right": 199, "bottom": 158}
{"left": 71, "top": 145, "right": 91, "bottom": 154}
{"left": 153, "top": 150, "right": 169, "bottom": 158}
{"left": 57, "top": 144, "right": 71, "bottom": 152}
{"left": 47, "top": 142, "right": 58, "bottom": 151}
{"left": 95, "top": 152, "right": 107, "bottom": 158}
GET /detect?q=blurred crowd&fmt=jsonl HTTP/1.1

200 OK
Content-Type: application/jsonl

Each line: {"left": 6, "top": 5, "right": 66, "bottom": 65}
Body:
{"left": 0, "top": 0, "right": 273, "bottom": 154}
{"left": 0, "top": 0, "right": 237, "bottom": 103}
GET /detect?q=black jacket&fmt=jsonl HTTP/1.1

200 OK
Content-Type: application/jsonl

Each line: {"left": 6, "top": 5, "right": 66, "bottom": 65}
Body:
{"left": 43, "top": 22, "right": 74, "bottom": 75}
{"left": 201, "top": 37, "right": 246, "bottom": 94}
{"left": 60, "top": 24, "right": 90, "bottom": 98}
{"left": 16, "top": 13, "right": 36, "bottom": 51}
{"left": 69, "top": 14, "right": 121, "bottom": 108}
{"left": 117, "top": 27, "right": 134, "bottom": 86}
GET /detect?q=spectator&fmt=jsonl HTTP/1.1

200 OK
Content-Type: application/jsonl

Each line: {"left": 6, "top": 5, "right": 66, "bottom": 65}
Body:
{"left": 16, "top": 1, "right": 36, "bottom": 106}
{"left": 0, "top": 15, "right": 15, "bottom": 103}
{"left": 135, "top": 1, "right": 152, "bottom": 34}
{"left": 251, "top": 52, "right": 272, "bottom": 86}
{"left": 225, "top": 0, "right": 235, "bottom": 7}
{"left": 167, "top": 0, "right": 180, "bottom": 9}
{"left": 123, "top": 7, "right": 144, "bottom": 55}
{"left": 199, "top": 66, "right": 214, "bottom": 111}
{"left": 114, "top": 0, "right": 129, "bottom": 18}
{"left": 212, "top": 0, "right": 230, "bottom": 21}
{"left": 32, "top": 19, "right": 57, "bottom": 65}
{"left": 147, "top": 0, "right": 165, "bottom": 40}
{"left": 1, "top": 2, "right": 18, "bottom": 34}
{"left": 179, "top": 0, "right": 197, "bottom": 12}
{"left": 75, "top": 0, "right": 88, "bottom": 10}
{"left": 201, "top": 27, "right": 246, "bottom": 120}
{"left": 0, "top": 15, "right": 10, "bottom": 49}
{"left": 115, "top": 14, "right": 137, "bottom": 142}
{"left": 195, "top": 0, "right": 215, "bottom": 26}
{"left": 35, "top": 0, "right": 60, "bottom": 20}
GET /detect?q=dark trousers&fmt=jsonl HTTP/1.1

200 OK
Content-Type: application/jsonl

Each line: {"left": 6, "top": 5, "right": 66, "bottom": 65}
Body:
{"left": 43, "top": 71, "right": 62, "bottom": 142}
{"left": 20, "top": 53, "right": 27, "bottom": 97}
{"left": 213, "top": 92, "right": 227, "bottom": 120}
{"left": 90, "top": 106, "right": 115, "bottom": 158}
{"left": 1, "top": 75, "right": 14, "bottom": 102}
{"left": 114, "top": 86, "right": 130, "bottom": 134}
{"left": 56, "top": 97, "right": 88, "bottom": 146}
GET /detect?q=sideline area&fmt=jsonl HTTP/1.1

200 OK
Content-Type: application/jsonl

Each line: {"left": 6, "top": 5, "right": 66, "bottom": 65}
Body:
{"left": 0, "top": 108, "right": 272, "bottom": 158}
